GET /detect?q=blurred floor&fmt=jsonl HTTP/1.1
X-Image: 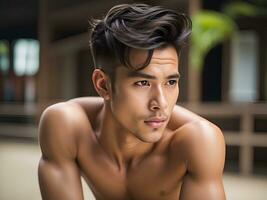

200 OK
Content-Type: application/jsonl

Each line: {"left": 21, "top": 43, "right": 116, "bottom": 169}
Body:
{"left": 0, "top": 138, "right": 266, "bottom": 200}
{"left": 0, "top": 138, "right": 95, "bottom": 200}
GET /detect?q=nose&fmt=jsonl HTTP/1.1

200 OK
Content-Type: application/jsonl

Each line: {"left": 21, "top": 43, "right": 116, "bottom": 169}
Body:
{"left": 149, "top": 86, "right": 168, "bottom": 111}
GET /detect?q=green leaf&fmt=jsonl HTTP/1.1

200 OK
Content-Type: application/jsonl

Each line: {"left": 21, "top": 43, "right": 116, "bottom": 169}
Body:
{"left": 223, "top": 2, "right": 267, "bottom": 18}
{"left": 189, "top": 11, "right": 237, "bottom": 70}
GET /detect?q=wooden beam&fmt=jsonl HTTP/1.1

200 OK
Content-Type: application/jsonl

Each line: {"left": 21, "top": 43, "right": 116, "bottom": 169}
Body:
{"left": 188, "top": 0, "right": 202, "bottom": 103}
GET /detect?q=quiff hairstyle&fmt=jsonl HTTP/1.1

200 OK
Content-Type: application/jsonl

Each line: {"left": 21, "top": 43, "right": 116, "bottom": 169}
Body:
{"left": 89, "top": 4, "right": 192, "bottom": 79}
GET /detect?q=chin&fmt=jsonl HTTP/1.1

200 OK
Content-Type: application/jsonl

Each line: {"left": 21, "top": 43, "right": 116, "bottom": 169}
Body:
{"left": 138, "top": 130, "right": 164, "bottom": 143}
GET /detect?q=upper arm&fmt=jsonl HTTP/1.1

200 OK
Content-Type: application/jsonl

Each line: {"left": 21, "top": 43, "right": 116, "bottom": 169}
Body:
{"left": 38, "top": 103, "right": 84, "bottom": 200}
{"left": 179, "top": 121, "right": 226, "bottom": 200}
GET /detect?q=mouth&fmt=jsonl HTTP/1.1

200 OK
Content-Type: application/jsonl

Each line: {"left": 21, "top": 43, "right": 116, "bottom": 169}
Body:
{"left": 144, "top": 117, "right": 167, "bottom": 128}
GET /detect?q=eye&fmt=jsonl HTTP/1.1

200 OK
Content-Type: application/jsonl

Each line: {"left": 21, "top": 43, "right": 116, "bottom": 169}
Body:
{"left": 167, "top": 80, "right": 177, "bottom": 86}
{"left": 135, "top": 80, "right": 150, "bottom": 86}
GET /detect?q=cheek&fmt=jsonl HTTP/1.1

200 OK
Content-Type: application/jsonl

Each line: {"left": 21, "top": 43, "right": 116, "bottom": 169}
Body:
{"left": 112, "top": 88, "right": 144, "bottom": 116}
{"left": 111, "top": 89, "right": 149, "bottom": 127}
{"left": 174, "top": 88, "right": 179, "bottom": 101}
{"left": 110, "top": 93, "right": 145, "bottom": 133}
{"left": 167, "top": 88, "right": 179, "bottom": 109}
{"left": 116, "top": 85, "right": 148, "bottom": 106}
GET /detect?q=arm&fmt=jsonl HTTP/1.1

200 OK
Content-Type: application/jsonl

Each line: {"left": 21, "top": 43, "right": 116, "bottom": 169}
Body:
{"left": 38, "top": 103, "right": 84, "bottom": 200}
{"left": 179, "top": 121, "right": 226, "bottom": 200}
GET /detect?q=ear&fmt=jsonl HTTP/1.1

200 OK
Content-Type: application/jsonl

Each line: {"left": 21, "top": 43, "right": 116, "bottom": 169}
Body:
{"left": 92, "top": 69, "right": 111, "bottom": 100}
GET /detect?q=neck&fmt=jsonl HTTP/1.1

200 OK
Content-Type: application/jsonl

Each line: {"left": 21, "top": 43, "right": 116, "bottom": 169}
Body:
{"left": 96, "top": 102, "right": 155, "bottom": 170}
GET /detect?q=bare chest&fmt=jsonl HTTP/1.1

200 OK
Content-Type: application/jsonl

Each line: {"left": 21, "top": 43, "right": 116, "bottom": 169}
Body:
{"left": 78, "top": 147, "right": 186, "bottom": 200}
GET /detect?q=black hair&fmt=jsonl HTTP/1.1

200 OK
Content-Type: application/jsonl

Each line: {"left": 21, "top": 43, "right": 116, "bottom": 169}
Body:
{"left": 89, "top": 3, "right": 191, "bottom": 77}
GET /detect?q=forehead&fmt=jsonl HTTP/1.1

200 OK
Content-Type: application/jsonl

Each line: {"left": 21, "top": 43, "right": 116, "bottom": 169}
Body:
{"left": 116, "top": 45, "right": 179, "bottom": 78}
{"left": 149, "top": 45, "right": 178, "bottom": 65}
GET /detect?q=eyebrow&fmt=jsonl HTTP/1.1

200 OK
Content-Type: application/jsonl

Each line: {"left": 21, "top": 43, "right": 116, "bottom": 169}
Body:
{"left": 126, "top": 71, "right": 180, "bottom": 79}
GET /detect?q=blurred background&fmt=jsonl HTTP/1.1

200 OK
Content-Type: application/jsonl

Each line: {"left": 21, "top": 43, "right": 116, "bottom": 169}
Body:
{"left": 0, "top": 0, "right": 267, "bottom": 199}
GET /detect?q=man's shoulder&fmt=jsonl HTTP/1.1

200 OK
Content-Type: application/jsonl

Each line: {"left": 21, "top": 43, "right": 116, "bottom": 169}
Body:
{"left": 41, "top": 96, "right": 103, "bottom": 124}
{"left": 67, "top": 96, "right": 103, "bottom": 109}
{"left": 38, "top": 98, "right": 101, "bottom": 160}
{"left": 168, "top": 114, "right": 226, "bottom": 198}
{"left": 168, "top": 104, "right": 205, "bottom": 131}
{"left": 169, "top": 104, "right": 222, "bottom": 139}
{"left": 170, "top": 119, "right": 225, "bottom": 174}
{"left": 172, "top": 119, "right": 223, "bottom": 144}
{"left": 40, "top": 100, "right": 87, "bottom": 128}
{"left": 68, "top": 97, "right": 104, "bottom": 122}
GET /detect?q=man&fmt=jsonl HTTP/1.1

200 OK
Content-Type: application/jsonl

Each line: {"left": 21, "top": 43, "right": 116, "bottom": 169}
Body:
{"left": 38, "top": 4, "right": 226, "bottom": 200}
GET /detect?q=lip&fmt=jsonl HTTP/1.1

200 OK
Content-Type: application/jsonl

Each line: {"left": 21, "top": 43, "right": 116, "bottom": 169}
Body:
{"left": 144, "top": 117, "right": 167, "bottom": 128}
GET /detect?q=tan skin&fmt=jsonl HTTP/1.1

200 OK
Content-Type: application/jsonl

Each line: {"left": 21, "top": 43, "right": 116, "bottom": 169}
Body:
{"left": 38, "top": 45, "right": 226, "bottom": 200}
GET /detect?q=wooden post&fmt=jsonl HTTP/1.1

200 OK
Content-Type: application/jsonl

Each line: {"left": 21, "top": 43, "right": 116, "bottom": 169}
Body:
{"left": 188, "top": 0, "right": 202, "bottom": 103}
{"left": 240, "top": 108, "right": 254, "bottom": 175}
{"left": 37, "top": 0, "right": 50, "bottom": 103}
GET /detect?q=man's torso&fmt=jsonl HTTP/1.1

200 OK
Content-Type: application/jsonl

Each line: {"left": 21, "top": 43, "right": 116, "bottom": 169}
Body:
{"left": 60, "top": 97, "right": 202, "bottom": 200}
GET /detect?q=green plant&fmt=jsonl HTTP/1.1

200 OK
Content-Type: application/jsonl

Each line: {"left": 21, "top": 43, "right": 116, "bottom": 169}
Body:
{"left": 189, "top": 11, "right": 236, "bottom": 70}
{"left": 223, "top": 1, "right": 267, "bottom": 18}
{"left": 189, "top": 1, "right": 267, "bottom": 71}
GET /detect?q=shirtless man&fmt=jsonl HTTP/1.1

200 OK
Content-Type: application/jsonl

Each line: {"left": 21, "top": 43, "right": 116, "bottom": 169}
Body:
{"left": 38, "top": 4, "right": 226, "bottom": 200}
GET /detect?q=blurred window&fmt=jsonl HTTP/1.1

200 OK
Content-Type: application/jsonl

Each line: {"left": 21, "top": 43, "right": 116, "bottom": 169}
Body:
{"left": 229, "top": 30, "right": 259, "bottom": 102}
{"left": 0, "top": 40, "right": 10, "bottom": 75}
{"left": 14, "top": 39, "right": 40, "bottom": 76}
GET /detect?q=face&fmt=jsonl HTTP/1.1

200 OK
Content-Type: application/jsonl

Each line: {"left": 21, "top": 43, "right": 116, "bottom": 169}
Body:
{"left": 108, "top": 45, "right": 180, "bottom": 143}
